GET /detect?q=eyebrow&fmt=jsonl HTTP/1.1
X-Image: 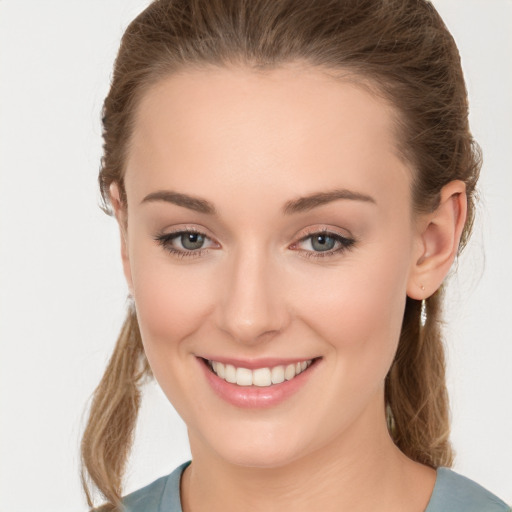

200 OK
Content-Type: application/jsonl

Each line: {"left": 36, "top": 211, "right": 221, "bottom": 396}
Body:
{"left": 141, "top": 188, "right": 376, "bottom": 215}
{"left": 283, "top": 188, "right": 376, "bottom": 214}
{"left": 141, "top": 190, "right": 216, "bottom": 214}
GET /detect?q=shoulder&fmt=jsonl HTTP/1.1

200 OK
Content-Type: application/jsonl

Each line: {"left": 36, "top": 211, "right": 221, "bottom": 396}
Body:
{"left": 426, "top": 467, "right": 510, "bottom": 512}
{"left": 121, "top": 461, "right": 190, "bottom": 512}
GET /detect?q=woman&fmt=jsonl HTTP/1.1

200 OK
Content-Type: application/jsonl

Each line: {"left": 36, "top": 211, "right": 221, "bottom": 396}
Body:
{"left": 80, "top": 0, "right": 510, "bottom": 510}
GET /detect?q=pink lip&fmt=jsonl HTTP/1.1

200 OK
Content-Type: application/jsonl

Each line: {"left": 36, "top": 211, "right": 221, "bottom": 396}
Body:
{"left": 197, "top": 357, "right": 320, "bottom": 409}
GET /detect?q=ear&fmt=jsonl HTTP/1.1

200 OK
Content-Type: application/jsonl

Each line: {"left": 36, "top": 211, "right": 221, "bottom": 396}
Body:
{"left": 407, "top": 180, "right": 467, "bottom": 300}
{"left": 109, "top": 183, "right": 134, "bottom": 296}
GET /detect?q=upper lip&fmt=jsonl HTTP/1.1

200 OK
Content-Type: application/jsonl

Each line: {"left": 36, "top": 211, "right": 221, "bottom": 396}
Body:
{"left": 198, "top": 356, "right": 319, "bottom": 370}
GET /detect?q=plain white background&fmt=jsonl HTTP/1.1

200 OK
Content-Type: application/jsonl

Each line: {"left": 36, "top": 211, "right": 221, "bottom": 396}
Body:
{"left": 0, "top": 1, "right": 511, "bottom": 510}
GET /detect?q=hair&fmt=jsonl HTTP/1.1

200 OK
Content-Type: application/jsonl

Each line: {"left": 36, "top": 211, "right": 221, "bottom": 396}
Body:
{"left": 80, "top": 0, "right": 482, "bottom": 509}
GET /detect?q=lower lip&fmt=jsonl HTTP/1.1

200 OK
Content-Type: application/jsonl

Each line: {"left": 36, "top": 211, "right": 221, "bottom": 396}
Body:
{"left": 198, "top": 358, "right": 319, "bottom": 408}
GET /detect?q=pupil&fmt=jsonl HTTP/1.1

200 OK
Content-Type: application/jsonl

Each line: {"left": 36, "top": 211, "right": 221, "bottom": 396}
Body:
{"left": 181, "top": 233, "right": 204, "bottom": 250}
{"left": 312, "top": 234, "right": 335, "bottom": 251}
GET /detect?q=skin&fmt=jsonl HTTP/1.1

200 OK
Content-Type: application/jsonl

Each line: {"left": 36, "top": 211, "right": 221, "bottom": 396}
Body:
{"left": 111, "top": 63, "right": 467, "bottom": 512}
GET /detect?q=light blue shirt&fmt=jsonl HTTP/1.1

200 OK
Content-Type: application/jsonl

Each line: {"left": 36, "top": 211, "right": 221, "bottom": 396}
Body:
{"left": 122, "top": 461, "right": 510, "bottom": 512}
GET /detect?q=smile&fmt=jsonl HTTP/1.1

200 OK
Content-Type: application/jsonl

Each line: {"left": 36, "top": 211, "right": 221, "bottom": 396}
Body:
{"left": 199, "top": 356, "right": 320, "bottom": 408}
{"left": 207, "top": 359, "right": 314, "bottom": 387}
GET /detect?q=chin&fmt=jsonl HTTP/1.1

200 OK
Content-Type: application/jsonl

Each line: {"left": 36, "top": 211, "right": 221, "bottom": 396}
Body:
{"left": 217, "top": 443, "right": 301, "bottom": 469}
{"left": 194, "top": 419, "right": 313, "bottom": 469}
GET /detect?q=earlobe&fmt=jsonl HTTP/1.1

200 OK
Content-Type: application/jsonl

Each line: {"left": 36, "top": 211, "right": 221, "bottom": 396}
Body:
{"left": 407, "top": 180, "right": 467, "bottom": 300}
{"left": 109, "top": 182, "right": 134, "bottom": 295}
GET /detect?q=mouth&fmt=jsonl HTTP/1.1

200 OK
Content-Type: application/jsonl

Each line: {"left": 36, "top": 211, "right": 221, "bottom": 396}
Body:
{"left": 201, "top": 357, "right": 318, "bottom": 387}
{"left": 198, "top": 356, "right": 321, "bottom": 408}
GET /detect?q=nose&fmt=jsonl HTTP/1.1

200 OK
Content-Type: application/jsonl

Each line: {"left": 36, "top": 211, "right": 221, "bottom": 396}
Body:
{"left": 215, "top": 245, "right": 288, "bottom": 345}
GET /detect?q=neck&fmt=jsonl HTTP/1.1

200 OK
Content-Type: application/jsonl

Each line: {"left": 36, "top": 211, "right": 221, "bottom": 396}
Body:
{"left": 181, "top": 398, "right": 436, "bottom": 512}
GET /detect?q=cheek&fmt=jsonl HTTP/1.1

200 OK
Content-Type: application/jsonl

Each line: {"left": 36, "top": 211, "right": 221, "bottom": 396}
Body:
{"left": 296, "top": 249, "right": 410, "bottom": 378}
{"left": 128, "top": 245, "right": 217, "bottom": 417}
{"left": 128, "top": 241, "right": 215, "bottom": 357}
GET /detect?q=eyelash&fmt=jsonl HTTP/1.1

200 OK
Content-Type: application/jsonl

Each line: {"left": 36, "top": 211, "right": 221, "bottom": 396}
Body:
{"left": 295, "top": 229, "right": 356, "bottom": 259}
{"left": 154, "top": 228, "right": 356, "bottom": 260}
{"left": 154, "top": 228, "right": 211, "bottom": 260}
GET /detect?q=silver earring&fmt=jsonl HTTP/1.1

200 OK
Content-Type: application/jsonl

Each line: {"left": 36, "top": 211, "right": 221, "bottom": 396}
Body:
{"left": 386, "top": 403, "right": 396, "bottom": 435}
{"left": 420, "top": 298, "right": 427, "bottom": 327}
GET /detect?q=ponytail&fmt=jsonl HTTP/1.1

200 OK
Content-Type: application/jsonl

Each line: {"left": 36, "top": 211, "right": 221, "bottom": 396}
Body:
{"left": 80, "top": 306, "right": 151, "bottom": 510}
{"left": 385, "top": 290, "right": 454, "bottom": 468}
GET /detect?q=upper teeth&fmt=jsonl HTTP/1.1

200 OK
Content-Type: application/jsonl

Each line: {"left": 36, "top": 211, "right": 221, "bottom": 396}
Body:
{"left": 208, "top": 359, "right": 313, "bottom": 387}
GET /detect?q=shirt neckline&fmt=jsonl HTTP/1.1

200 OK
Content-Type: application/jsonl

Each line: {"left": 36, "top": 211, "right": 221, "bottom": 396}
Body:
{"left": 173, "top": 462, "right": 445, "bottom": 512}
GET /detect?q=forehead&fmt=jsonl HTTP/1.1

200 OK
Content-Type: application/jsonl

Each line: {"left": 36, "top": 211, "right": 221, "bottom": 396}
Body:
{"left": 125, "top": 63, "right": 411, "bottom": 211}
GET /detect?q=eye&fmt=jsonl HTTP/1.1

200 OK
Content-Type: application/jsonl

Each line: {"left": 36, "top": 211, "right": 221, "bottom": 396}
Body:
{"left": 154, "top": 229, "right": 216, "bottom": 258}
{"left": 293, "top": 230, "right": 356, "bottom": 258}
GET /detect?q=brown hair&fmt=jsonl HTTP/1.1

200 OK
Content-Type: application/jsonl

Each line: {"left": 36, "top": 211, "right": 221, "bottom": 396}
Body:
{"left": 80, "top": 0, "right": 481, "bottom": 509}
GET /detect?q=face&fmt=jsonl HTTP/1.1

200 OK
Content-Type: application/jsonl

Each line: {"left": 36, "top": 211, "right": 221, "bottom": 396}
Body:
{"left": 118, "top": 64, "right": 422, "bottom": 468}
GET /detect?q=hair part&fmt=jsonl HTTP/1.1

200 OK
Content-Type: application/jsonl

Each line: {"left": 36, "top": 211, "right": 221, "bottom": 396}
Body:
{"left": 82, "top": 0, "right": 481, "bottom": 508}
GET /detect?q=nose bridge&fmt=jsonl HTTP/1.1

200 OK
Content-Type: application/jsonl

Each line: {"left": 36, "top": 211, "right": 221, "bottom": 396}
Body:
{"left": 217, "top": 242, "right": 285, "bottom": 344}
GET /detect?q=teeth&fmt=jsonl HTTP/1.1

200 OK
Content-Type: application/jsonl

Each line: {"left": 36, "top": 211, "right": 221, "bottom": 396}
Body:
{"left": 285, "top": 364, "right": 296, "bottom": 381}
{"left": 236, "top": 367, "right": 253, "bottom": 386}
{"left": 216, "top": 361, "right": 226, "bottom": 379}
{"left": 208, "top": 359, "right": 313, "bottom": 387}
{"left": 225, "top": 364, "right": 236, "bottom": 384}
{"left": 271, "top": 365, "right": 285, "bottom": 384}
{"left": 253, "top": 368, "right": 272, "bottom": 387}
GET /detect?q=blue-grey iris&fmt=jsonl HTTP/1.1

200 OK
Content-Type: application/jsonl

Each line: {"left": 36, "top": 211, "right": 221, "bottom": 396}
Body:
{"left": 181, "top": 232, "right": 205, "bottom": 250}
{"left": 311, "top": 234, "right": 336, "bottom": 251}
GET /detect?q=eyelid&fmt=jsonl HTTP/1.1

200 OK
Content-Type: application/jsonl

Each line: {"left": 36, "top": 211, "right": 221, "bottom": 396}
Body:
{"left": 294, "top": 225, "right": 353, "bottom": 242}
{"left": 291, "top": 226, "right": 354, "bottom": 248}
{"left": 157, "top": 225, "right": 216, "bottom": 242}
